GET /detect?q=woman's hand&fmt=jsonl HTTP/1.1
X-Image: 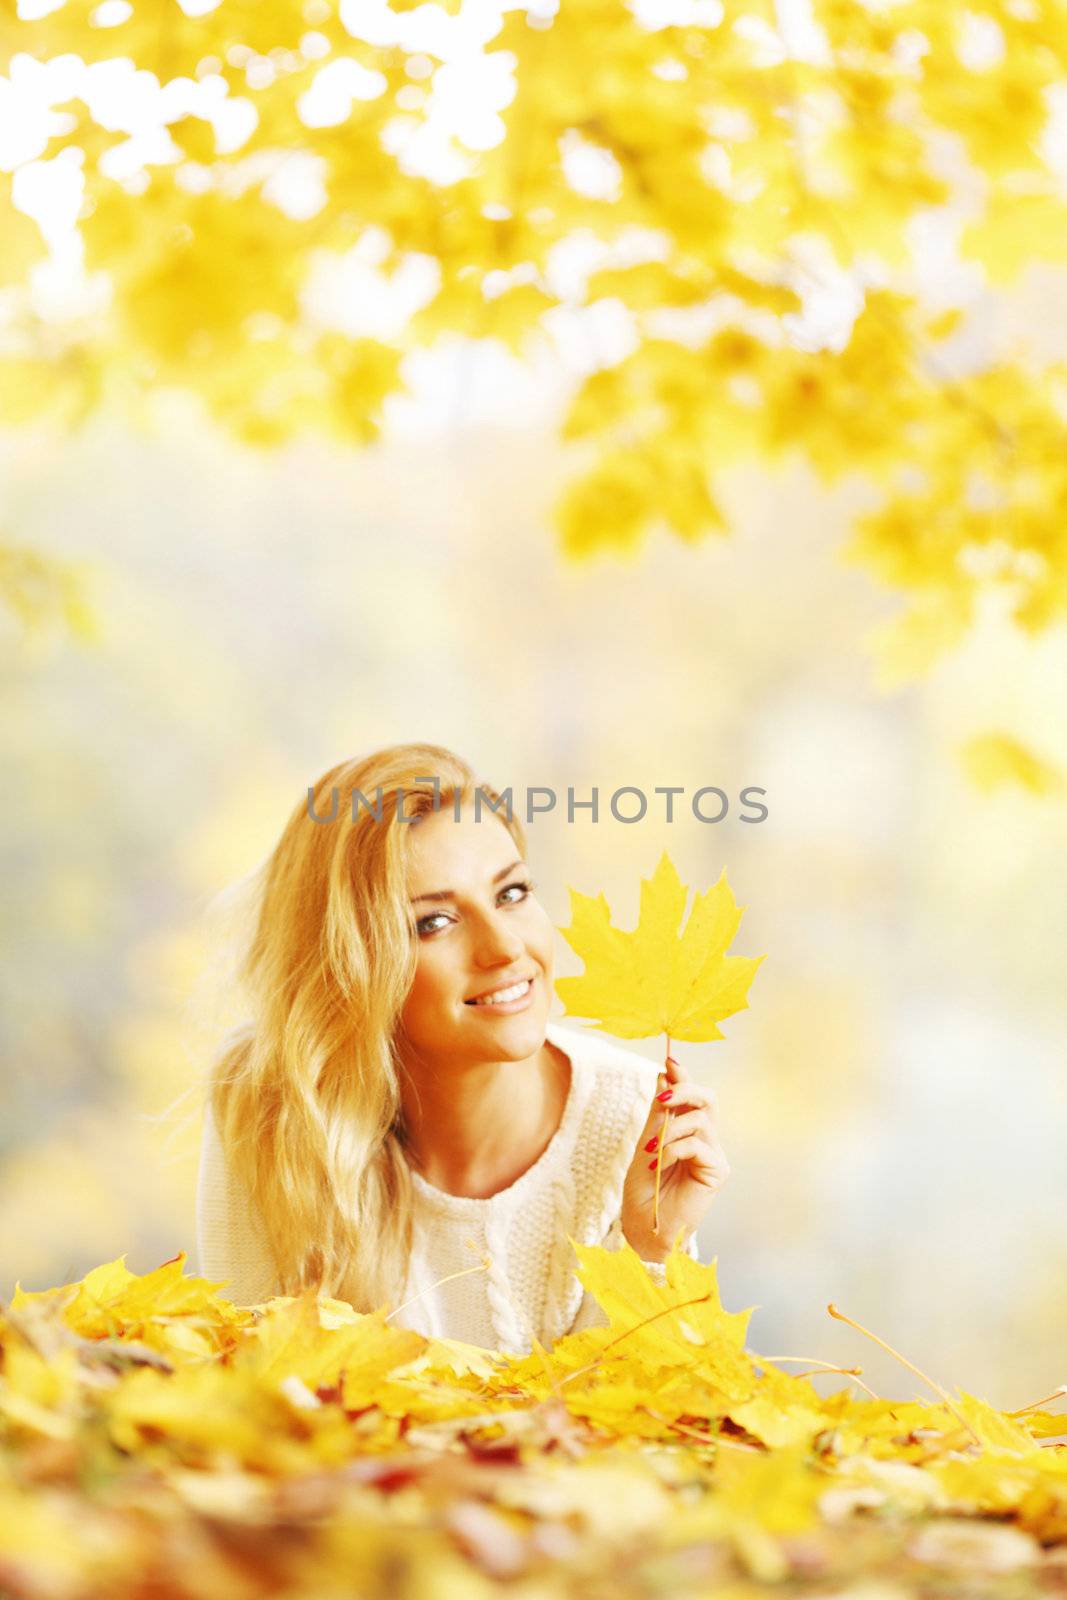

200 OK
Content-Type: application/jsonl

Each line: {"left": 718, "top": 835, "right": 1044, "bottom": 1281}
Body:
{"left": 620, "top": 1052, "right": 730, "bottom": 1262}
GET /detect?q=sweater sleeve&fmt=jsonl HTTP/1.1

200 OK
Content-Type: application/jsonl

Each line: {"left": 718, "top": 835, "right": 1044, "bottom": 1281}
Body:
{"left": 195, "top": 1100, "right": 280, "bottom": 1306}
{"left": 564, "top": 1214, "right": 703, "bottom": 1338}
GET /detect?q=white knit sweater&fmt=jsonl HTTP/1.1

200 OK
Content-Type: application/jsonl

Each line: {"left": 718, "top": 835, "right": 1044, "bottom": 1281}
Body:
{"left": 195, "top": 1018, "right": 702, "bottom": 1353}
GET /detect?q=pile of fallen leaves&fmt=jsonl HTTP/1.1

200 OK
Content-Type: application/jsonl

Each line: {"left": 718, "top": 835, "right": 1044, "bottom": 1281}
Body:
{"left": 2, "top": 1242, "right": 1065, "bottom": 1600}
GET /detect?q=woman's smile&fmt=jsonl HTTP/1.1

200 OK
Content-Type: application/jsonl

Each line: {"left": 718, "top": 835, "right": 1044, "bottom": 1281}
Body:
{"left": 464, "top": 974, "right": 536, "bottom": 1013}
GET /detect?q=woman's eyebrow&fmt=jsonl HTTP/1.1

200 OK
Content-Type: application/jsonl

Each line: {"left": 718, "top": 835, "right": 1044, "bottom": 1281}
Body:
{"left": 410, "top": 860, "right": 524, "bottom": 905}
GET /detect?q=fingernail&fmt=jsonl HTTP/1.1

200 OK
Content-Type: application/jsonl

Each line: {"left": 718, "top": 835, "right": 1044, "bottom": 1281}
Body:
{"left": 647, "top": 1157, "right": 658, "bottom": 1169}
{"left": 656, "top": 1089, "right": 673, "bottom": 1102}
{"left": 644, "top": 1135, "right": 658, "bottom": 1152}
{"left": 666, "top": 1056, "right": 679, "bottom": 1068}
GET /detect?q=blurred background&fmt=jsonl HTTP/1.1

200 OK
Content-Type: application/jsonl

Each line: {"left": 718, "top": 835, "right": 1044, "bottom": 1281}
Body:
{"left": 2, "top": 0, "right": 1067, "bottom": 1412}
{"left": 4, "top": 340, "right": 1066, "bottom": 1405}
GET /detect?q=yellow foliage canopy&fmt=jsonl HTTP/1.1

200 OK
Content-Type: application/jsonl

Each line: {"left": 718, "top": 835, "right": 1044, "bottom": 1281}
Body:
{"left": 4, "top": 1, "right": 1067, "bottom": 665}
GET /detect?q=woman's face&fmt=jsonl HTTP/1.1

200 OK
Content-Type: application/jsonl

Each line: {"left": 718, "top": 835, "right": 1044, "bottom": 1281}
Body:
{"left": 396, "top": 802, "right": 554, "bottom": 1068}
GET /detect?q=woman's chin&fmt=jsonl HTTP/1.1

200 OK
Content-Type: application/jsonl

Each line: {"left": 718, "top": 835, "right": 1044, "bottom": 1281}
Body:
{"left": 459, "top": 1003, "right": 549, "bottom": 1057}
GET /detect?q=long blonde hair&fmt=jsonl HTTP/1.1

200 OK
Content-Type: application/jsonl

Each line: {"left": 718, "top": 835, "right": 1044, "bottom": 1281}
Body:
{"left": 208, "top": 743, "right": 527, "bottom": 1312}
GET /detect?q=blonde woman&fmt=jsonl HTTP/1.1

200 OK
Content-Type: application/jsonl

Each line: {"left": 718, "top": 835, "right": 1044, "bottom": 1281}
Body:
{"left": 196, "top": 743, "right": 730, "bottom": 1353}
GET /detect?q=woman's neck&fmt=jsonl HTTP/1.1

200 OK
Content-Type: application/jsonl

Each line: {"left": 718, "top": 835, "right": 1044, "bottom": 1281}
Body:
{"left": 397, "top": 1037, "right": 571, "bottom": 1199}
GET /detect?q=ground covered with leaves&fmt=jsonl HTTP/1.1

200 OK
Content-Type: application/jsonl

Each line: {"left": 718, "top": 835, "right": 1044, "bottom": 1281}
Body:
{"left": 2, "top": 1242, "right": 1065, "bottom": 1599}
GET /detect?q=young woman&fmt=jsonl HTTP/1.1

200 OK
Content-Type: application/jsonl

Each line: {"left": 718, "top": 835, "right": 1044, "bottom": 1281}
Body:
{"left": 196, "top": 742, "right": 730, "bottom": 1353}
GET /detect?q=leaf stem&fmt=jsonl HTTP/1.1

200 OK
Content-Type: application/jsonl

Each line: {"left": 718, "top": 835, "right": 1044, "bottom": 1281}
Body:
{"left": 1006, "top": 1383, "right": 1067, "bottom": 1417}
{"left": 652, "top": 1031, "right": 671, "bottom": 1234}
{"left": 826, "top": 1302, "right": 980, "bottom": 1445}
{"left": 558, "top": 1290, "right": 716, "bottom": 1390}
{"left": 757, "top": 1353, "right": 878, "bottom": 1399}
{"left": 386, "top": 1254, "right": 492, "bottom": 1325}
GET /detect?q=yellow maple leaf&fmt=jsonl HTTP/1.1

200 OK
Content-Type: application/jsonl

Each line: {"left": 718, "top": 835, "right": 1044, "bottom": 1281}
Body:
{"left": 555, "top": 851, "right": 764, "bottom": 1041}
{"left": 0, "top": 176, "right": 46, "bottom": 289}
{"left": 235, "top": 1290, "right": 425, "bottom": 1404}
{"left": 960, "top": 189, "right": 1067, "bottom": 285}
{"left": 0, "top": 1339, "right": 82, "bottom": 1441}
{"left": 562, "top": 1236, "right": 757, "bottom": 1396}
{"left": 12, "top": 1251, "right": 251, "bottom": 1359}
{"left": 959, "top": 732, "right": 1063, "bottom": 797}
{"left": 712, "top": 1440, "right": 825, "bottom": 1536}
{"left": 952, "top": 1390, "right": 1043, "bottom": 1458}
{"left": 730, "top": 1390, "right": 829, "bottom": 1451}
{"left": 866, "top": 589, "right": 974, "bottom": 689}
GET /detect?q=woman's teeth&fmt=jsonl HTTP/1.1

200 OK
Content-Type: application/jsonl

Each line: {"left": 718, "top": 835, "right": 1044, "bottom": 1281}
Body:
{"left": 470, "top": 979, "right": 531, "bottom": 1005}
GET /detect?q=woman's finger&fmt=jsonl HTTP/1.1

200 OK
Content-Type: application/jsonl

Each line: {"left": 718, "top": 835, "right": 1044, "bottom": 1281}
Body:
{"left": 643, "top": 1107, "right": 711, "bottom": 1153}
{"left": 658, "top": 1134, "right": 730, "bottom": 1180}
{"left": 655, "top": 1078, "right": 718, "bottom": 1123}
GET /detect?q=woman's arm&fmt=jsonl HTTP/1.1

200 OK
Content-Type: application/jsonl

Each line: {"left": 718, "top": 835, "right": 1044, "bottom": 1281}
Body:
{"left": 564, "top": 1215, "right": 703, "bottom": 1338}
{"left": 196, "top": 1100, "right": 281, "bottom": 1307}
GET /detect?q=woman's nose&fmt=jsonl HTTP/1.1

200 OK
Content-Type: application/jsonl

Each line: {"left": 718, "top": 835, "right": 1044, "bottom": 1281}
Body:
{"left": 472, "top": 911, "right": 524, "bottom": 966}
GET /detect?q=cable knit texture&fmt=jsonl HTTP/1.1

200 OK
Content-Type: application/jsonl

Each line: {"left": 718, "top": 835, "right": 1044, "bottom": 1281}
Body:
{"left": 195, "top": 1018, "right": 703, "bottom": 1353}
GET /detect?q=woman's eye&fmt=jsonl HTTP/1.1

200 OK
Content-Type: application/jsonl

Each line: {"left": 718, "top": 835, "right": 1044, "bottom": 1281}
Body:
{"left": 415, "top": 880, "right": 534, "bottom": 938}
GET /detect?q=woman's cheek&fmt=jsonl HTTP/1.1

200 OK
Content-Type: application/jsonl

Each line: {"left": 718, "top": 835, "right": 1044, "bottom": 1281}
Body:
{"left": 528, "top": 905, "right": 556, "bottom": 968}
{"left": 417, "top": 945, "right": 465, "bottom": 1016}
{"left": 403, "top": 953, "right": 447, "bottom": 1036}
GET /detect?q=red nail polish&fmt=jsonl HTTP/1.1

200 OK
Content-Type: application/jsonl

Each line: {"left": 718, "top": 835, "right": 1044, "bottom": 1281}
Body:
{"left": 657, "top": 1089, "right": 673, "bottom": 1102}
{"left": 647, "top": 1157, "right": 657, "bottom": 1169}
{"left": 644, "top": 1136, "right": 658, "bottom": 1152}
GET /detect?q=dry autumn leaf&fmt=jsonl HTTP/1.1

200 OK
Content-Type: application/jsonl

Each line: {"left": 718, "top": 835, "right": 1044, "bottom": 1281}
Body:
{"left": 0, "top": 1248, "right": 1064, "bottom": 1595}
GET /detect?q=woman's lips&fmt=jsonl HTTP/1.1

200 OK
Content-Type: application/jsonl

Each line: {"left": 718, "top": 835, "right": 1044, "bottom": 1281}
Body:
{"left": 464, "top": 976, "right": 535, "bottom": 1014}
